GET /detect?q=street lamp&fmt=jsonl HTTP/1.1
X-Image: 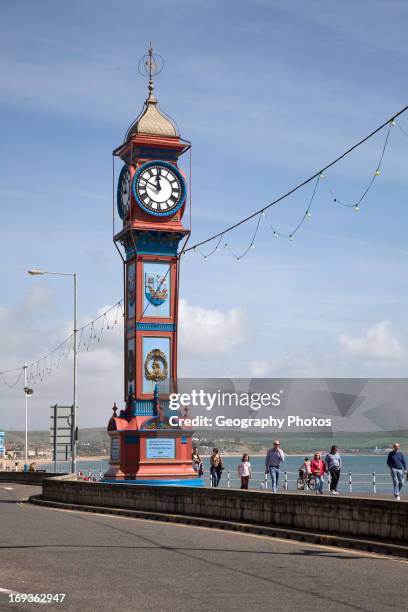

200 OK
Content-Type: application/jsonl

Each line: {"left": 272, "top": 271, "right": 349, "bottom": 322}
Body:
{"left": 23, "top": 364, "right": 33, "bottom": 468}
{"left": 27, "top": 269, "right": 78, "bottom": 474}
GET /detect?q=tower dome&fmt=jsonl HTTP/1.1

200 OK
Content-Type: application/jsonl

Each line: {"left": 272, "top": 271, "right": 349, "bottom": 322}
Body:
{"left": 124, "top": 46, "right": 179, "bottom": 141}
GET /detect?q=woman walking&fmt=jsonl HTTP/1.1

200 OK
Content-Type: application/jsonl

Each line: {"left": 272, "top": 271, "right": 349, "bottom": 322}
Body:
{"left": 210, "top": 448, "right": 223, "bottom": 487}
{"left": 237, "top": 453, "right": 252, "bottom": 489}
{"left": 325, "top": 445, "right": 341, "bottom": 495}
{"left": 310, "top": 451, "right": 326, "bottom": 494}
{"left": 192, "top": 446, "right": 203, "bottom": 477}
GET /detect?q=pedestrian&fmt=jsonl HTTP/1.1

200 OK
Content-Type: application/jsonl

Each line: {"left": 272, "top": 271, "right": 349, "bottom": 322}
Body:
{"left": 192, "top": 446, "right": 203, "bottom": 477}
{"left": 325, "top": 445, "right": 341, "bottom": 495}
{"left": 265, "top": 440, "right": 285, "bottom": 492}
{"left": 310, "top": 451, "right": 326, "bottom": 494}
{"left": 237, "top": 453, "right": 252, "bottom": 490}
{"left": 387, "top": 442, "right": 406, "bottom": 500}
{"left": 210, "top": 448, "right": 223, "bottom": 487}
{"left": 299, "top": 456, "right": 312, "bottom": 479}
{"left": 298, "top": 456, "right": 313, "bottom": 489}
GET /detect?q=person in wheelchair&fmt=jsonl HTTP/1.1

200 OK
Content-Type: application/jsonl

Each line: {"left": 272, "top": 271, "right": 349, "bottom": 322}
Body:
{"left": 297, "top": 457, "right": 314, "bottom": 489}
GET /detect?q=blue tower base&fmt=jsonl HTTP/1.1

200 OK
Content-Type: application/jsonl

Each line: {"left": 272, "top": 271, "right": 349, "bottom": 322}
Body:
{"left": 103, "top": 478, "right": 205, "bottom": 487}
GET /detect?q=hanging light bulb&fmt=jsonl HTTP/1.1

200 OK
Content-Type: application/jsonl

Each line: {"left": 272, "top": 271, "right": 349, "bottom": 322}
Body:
{"left": 273, "top": 230, "right": 277, "bottom": 237}
{"left": 354, "top": 204, "right": 360, "bottom": 212}
{"left": 193, "top": 246, "right": 197, "bottom": 252}
{"left": 289, "top": 234, "right": 294, "bottom": 241}
{"left": 391, "top": 119, "right": 396, "bottom": 126}
{"left": 261, "top": 210, "right": 266, "bottom": 216}
{"left": 306, "top": 210, "right": 312, "bottom": 218}
{"left": 319, "top": 172, "right": 325, "bottom": 179}
{"left": 375, "top": 169, "right": 380, "bottom": 176}
{"left": 237, "top": 257, "right": 241, "bottom": 262}
{"left": 251, "top": 243, "right": 255, "bottom": 249}
{"left": 204, "top": 256, "right": 207, "bottom": 261}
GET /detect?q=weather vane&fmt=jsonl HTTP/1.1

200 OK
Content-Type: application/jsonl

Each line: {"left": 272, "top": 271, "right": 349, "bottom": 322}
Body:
{"left": 138, "top": 43, "right": 164, "bottom": 99}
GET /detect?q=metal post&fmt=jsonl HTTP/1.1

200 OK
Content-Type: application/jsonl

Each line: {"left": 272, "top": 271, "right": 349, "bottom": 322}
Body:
{"left": 373, "top": 472, "right": 376, "bottom": 494}
{"left": 284, "top": 471, "right": 288, "bottom": 491}
{"left": 349, "top": 471, "right": 352, "bottom": 493}
{"left": 227, "top": 469, "right": 230, "bottom": 487}
{"left": 24, "top": 362, "right": 28, "bottom": 466}
{"left": 53, "top": 404, "right": 57, "bottom": 473}
{"left": 72, "top": 273, "right": 77, "bottom": 475}
{"left": 264, "top": 473, "right": 268, "bottom": 489}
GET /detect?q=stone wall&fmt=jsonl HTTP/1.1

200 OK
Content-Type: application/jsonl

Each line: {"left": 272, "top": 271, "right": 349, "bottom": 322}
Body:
{"left": 0, "top": 472, "right": 69, "bottom": 485}
{"left": 40, "top": 479, "right": 408, "bottom": 543}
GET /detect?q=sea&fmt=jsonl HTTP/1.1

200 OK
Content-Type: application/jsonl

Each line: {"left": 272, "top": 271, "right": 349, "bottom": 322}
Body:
{"left": 39, "top": 454, "right": 394, "bottom": 494}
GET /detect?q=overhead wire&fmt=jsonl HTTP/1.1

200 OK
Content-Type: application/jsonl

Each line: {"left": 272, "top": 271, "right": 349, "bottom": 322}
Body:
{"left": 180, "top": 105, "right": 408, "bottom": 255}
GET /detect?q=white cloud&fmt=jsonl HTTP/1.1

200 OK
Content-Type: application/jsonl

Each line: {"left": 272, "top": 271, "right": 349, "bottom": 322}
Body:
{"left": 250, "top": 360, "right": 272, "bottom": 377}
{"left": 178, "top": 299, "right": 247, "bottom": 357}
{"left": 338, "top": 321, "right": 404, "bottom": 361}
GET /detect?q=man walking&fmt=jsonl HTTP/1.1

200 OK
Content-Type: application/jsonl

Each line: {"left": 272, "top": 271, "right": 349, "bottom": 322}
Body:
{"left": 265, "top": 440, "right": 285, "bottom": 492}
{"left": 325, "top": 445, "right": 342, "bottom": 495}
{"left": 387, "top": 443, "right": 406, "bottom": 500}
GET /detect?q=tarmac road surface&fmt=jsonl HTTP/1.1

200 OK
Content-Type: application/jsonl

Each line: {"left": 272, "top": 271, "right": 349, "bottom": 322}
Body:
{"left": 0, "top": 484, "right": 407, "bottom": 612}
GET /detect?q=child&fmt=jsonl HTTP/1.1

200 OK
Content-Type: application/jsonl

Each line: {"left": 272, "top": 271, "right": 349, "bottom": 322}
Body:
{"left": 237, "top": 453, "right": 252, "bottom": 490}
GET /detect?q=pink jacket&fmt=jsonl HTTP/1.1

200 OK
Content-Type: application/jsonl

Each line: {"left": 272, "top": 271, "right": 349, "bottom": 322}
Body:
{"left": 310, "top": 459, "right": 326, "bottom": 475}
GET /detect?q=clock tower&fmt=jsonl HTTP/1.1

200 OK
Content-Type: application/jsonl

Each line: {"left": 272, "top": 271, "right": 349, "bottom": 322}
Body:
{"left": 104, "top": 47, "right": 200, "bottom": 485}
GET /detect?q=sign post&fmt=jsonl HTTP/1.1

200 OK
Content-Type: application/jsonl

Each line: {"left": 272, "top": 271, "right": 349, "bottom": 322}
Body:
{"left": 50, "top": 405, "right": 74, "bottom": 473}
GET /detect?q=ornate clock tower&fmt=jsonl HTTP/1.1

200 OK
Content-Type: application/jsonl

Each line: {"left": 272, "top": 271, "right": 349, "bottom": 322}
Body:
{"left": 104, "top": 47, "right": 200, "bottom": 485}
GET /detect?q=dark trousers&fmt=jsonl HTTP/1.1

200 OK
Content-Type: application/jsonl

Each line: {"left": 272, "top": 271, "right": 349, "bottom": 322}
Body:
{"left": 240, "top": 476, "right": 249, "bottom": 490}
{"left": 329, "top": 468, "right": 340, "bottom": 491}
{"left": 210, "top": 467, "right": 221, "bottom": 487}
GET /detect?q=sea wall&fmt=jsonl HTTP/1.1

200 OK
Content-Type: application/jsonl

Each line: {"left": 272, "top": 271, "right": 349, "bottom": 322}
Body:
{"left": 40, "top": 479, "right": 408, "bottom": 543}
{"left": 0, "top": 471, "right": 70, "bottom": 485}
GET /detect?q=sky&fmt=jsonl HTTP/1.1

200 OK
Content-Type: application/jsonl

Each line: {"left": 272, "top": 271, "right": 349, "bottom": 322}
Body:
{"left": 1, "top": 0, "right": 408, "bottom": 431}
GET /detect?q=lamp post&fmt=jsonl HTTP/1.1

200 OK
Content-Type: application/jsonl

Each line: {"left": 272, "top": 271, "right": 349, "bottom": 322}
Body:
{"left": 23, "top": 362, "right": 33, "bottom": 468}
{"left": 27, "top": 269, "right": 78, "bottom": 474}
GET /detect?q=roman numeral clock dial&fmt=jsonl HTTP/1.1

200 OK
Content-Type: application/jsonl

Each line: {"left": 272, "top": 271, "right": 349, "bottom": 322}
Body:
{"left": 133, "top": 161, "right": 186, "bottom": 217}
{"left": 117, "top": 165, "right": 132, "bottom": 219}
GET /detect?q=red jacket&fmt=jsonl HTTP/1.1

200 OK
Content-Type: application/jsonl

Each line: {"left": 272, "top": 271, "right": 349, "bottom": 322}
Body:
{"left": 310, "top": 459, "right": 326, "bottom": 475}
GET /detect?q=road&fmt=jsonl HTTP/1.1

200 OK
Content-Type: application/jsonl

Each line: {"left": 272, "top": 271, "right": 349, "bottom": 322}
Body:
{"left": 0, "top": 485, "right": 407, "bottom": 612}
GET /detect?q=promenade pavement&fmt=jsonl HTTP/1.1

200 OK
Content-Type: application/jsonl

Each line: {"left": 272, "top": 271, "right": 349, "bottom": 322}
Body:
{"left": 0, "top": 484, "right": 407, "bottom": 612}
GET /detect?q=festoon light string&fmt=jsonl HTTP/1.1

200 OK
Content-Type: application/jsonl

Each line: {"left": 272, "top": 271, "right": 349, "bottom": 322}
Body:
{"left": 180, "top": 106, "right": 408, "bottom": 262}
{"left": 0, "top": 300, "right": 124, "bottom": 389}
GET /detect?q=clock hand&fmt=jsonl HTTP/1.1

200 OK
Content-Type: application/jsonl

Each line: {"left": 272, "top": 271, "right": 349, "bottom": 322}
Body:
{"left": 144, "top": 179, "right": 159, "bottom": 191}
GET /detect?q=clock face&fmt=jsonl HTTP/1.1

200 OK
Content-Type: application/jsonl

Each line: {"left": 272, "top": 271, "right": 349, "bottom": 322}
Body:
{"left": 117, "top": 165, "right": 131, "bottom": 219}
{"left": 133, "top": 161, "right": 186, "bottom": 217}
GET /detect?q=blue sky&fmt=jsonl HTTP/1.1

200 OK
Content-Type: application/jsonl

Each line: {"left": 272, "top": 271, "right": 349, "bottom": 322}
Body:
{"left": 1, "top": 0, "right": 408, "bottom": 429}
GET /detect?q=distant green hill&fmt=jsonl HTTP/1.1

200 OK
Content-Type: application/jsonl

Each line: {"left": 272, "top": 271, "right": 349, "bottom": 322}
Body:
{"left": 3, "top": 427, "right": 110, "bottom": 456}
{"left": 195, "top": 430, "right": 408, "bottom": 454}
{"left": 3, "top": 427, "right": 407, "bottom": 454}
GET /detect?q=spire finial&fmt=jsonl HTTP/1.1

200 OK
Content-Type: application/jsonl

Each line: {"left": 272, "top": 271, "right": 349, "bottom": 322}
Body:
{"left": 147, "top": 42, "right": 155, "bottom": 100}
{"left": 138, "top": 45, "right": 164, "bottom": 103}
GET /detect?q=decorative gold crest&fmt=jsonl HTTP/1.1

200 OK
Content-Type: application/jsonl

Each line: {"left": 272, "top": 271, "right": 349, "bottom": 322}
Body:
{"left": 144, "top": 349, "right": 168, "bottom": 382}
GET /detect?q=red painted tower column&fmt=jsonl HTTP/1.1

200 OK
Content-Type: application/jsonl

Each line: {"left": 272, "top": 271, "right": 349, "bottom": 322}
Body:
{"left": 104, "top": 48, "right": 200, "bottom": 485}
